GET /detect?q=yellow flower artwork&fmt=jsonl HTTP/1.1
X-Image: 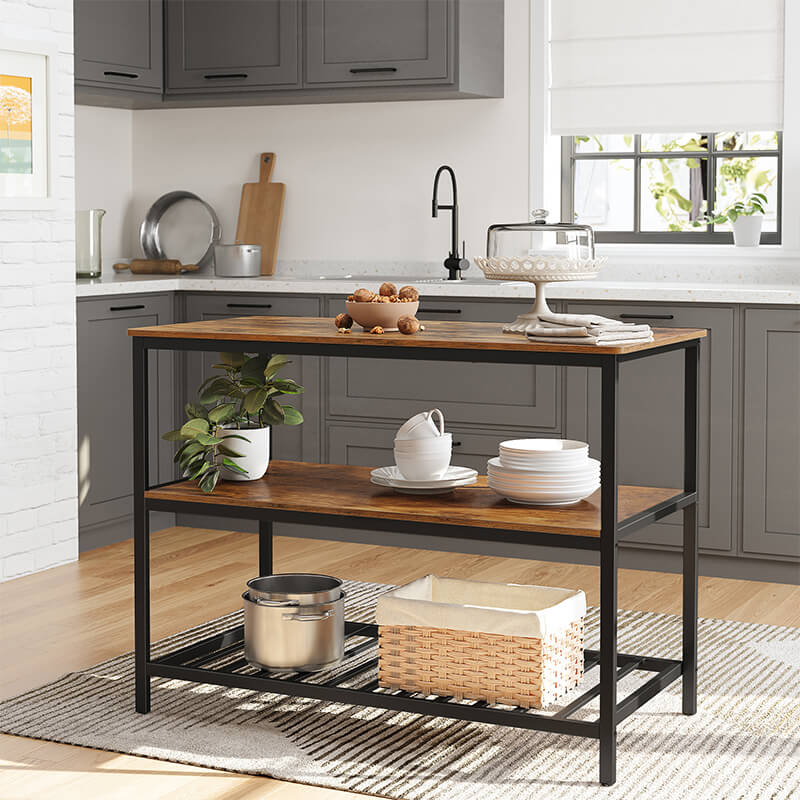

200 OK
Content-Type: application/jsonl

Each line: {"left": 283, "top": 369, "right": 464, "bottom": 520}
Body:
{"left": 0, "top": 73, "right": 33, "bottom": 175}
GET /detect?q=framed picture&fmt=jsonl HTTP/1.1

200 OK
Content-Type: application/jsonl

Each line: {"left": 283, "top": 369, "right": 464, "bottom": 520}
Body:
{"left": 0, "top": 37, "right": 56, "bottom": 210}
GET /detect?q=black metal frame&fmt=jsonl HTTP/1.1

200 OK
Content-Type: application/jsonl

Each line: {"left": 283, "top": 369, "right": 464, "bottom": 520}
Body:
{"left": 132, "top": 333, "right": 700, "bottom": 787}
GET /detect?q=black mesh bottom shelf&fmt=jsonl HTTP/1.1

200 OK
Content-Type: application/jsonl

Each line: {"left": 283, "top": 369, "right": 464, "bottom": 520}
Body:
{"left": 148, "top": 620, "right": 683, "bottom": 739}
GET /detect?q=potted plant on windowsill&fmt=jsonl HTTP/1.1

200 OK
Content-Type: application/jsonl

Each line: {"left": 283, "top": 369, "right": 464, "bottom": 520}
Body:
{"left": 693, "top": 192, "right": 768, "bottom": 247}
{"left": 163, "top": 353, "right": 304, "bottom": 493}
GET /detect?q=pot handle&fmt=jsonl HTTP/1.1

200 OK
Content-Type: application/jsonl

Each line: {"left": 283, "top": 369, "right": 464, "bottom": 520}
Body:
{"left": 284, "top": 610, "right": 334, "bottom": 622}
{"left": 247, "top": 594, "right": 298, "bottom": 608}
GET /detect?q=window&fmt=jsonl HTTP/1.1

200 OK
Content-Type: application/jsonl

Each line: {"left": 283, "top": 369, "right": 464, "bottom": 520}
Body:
{"left": 562, "top": 132, "right": 782, "bottom": 244}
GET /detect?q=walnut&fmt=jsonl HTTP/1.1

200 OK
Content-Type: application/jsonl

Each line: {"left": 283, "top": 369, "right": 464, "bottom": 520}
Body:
{"left": 353, "top": 288, "right": 375, "bottom": 303}
{"left": 346, "top": 294, "right": 355, "bottom": 301}
{"left": 369, "top": 325, "right": 385, "bottom": 335}
{"left": 397, "top": 315, "right": 420, "bottom": 335}
{"left": 388, "top": 295, "right": 400, "bottom": 303}
{"left": 379, "top": 281, "right": 397, "bottom": 297}
{"left": 334, "top": 313, "right": 353, "bottom": 329}
{"left": 375, "top": 295, "right": 390, "bottom": 303}
{"left": 398, "top": 285, "right": 419, "bottom": 302}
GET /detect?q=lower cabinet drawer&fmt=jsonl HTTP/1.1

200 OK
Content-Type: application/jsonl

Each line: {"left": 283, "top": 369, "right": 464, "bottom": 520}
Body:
{"left": 325, "top": 296, "right": 560, "bottom": 432}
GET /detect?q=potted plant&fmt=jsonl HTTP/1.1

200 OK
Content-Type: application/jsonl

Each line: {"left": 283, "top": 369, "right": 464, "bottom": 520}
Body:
{"left": 692, "top": 192, "right": 768, "bottom": 247}
{"left": 163, "top": 353, "right": 304, "bottom": 493}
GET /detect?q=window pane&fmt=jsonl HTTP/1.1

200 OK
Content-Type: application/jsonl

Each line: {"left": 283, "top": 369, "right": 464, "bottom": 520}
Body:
{"left": 640, "top": 157, "right": 708, "bottom": 232}
{"left": 641, "top": 133, "right": 707, "bottom": 153}
{"left": 574, "top": 134, "right": 634, "bottom": 154}
{"left": 714, "top": 155, "right": 779, "bottom": 232}
{"left": 714, "top": 131, "right": 779, "bottom": 151}
{"left": 573, "top": 159, "right": 634, "bottom": 230}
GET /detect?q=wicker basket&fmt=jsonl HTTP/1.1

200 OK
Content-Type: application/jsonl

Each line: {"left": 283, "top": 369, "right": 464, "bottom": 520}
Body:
{"left": 376, "top": 575, "right": 585, "bottom": 709}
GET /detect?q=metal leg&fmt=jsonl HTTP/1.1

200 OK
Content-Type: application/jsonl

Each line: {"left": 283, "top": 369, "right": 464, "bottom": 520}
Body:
{"left": 599, "top": 357, "right": 619, "bottom": 786}
{"left": 133, "top": 338, "right": 151, "bottom": 714}
{"left": 259, "top": 519, "right": 273, "bottom": 576}
{"left": 683, "top": 342, "right": 700, "bottom": 715}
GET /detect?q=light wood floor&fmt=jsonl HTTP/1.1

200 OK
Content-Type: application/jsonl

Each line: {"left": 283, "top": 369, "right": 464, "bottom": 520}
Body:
{"left": 1, "top": 526, "right": 799, "bottom": 799}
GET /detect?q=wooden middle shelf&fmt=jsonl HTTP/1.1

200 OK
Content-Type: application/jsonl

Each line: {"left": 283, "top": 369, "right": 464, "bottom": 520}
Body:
{"left": 146, "top": 461, "right": 681, "bottom": 538}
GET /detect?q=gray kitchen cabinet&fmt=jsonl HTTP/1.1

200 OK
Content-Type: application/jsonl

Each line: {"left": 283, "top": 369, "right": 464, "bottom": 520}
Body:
{"left": 182, "top": 294, "right": 321, "bottom": 463}
{"left": 77, "top": 294, "right": 175, "bottom": 534}
{"left": 165, "top": 0, "right": 299, "bottom": 93}
{"left": 325, "top": 297, "right": 561, "bottom": 432}
{"left": 305, "top": 0, "right": 450, "bottom": 86}
{"left": 564, "top": 303, "right": 736, "bottom": 553}
{"left": 74, "top": 0, "right": 163, "bottom": 94}
{"left": 742, "top": 308, "right": 800, "bottom": 560}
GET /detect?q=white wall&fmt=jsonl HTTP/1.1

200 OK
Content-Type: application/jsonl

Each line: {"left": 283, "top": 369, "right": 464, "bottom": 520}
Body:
{"left": 0, "top": 0, "right": 78, "bottom": 580}
{"left": 124, "top": 0, "right": 530, "bottom": 266}
{"left": 75, "top": 105, "right": 134, "bottom": 266}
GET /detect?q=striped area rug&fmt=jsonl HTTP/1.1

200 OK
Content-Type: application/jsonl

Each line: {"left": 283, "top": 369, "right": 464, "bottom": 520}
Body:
{"left": 1, "top": 580, "right": 799, "bottom": 799}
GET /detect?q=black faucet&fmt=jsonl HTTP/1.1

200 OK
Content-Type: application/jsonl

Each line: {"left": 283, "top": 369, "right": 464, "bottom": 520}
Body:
{"left": 432, "top": 165, "right": 470, "bottom": 280}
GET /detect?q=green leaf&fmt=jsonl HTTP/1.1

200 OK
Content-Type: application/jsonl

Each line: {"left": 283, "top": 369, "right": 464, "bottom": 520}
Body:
{"left": 220, "top": 352, "right": 246, "bottom": 368}
{"left": 222, "top": 457, "right": 249, "bottom": 475}
{"left": 668, "top": 188, "right": 692, "bottom": 212}
{"left": 218, "top": 443, "right": 244, "bottom": 458}
{"left": 221, "top": 432, "right": 250, "bottom": 442}
{"left": 196, "top": 432, "right": 225, "bottom": 446}
{"left": 271, "top": 378, "right": 305, "bottom": 395}
{"left": 264, "top": 354, "right": 290, "bottom": 380}
{"left": 162, "top": 429, "right": 184, "bottom": 442}
{"left": 668, "top": 223, "right": 682, "bottom": 232}
{"left": 189, "top": 460, "right": 212, "bottom": 480}
{"left": 240, "top": 354, "right": 271, "bottom": 384}
{"left": 244, "top": 387, "right": 269, "bottom": 414}
{"left": 198, "top": 377, "right": 237, "bottom": 404}
{"left": 180, "top": 418, "right": 209, "bottom": 439}
{"left": 184, "top": 402, "right": 208, "bottom": 420}
{"left": 281, "top": 405, "right": 304, "bottom": 426}
{"left": 176, "top": 440, "right": 204, "bottom": 461}
{"left": 198, "top": 468, "right": 220, "bottom": 494}
{"left": 208, "top": 403, "right": 237, "bottom": 424}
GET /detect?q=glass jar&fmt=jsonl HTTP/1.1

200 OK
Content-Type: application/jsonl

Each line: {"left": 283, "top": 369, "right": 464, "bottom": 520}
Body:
{"left": 75, "top": 209, "right": 106, "bottom": 279}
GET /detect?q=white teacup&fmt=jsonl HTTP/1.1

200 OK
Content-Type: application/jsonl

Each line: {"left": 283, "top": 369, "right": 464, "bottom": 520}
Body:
{"left": 394, "top": 448, "right": 452, "bottom": 481}
{"left": 394, "top": 433, "right": 452, "bottom": 454}
{"left": 395, "top": 408, "right": 445, "bottom": 441}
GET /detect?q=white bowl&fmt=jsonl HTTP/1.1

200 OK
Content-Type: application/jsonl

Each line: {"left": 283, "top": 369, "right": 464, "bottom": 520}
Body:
{"left": 487, "top": 475, "right": 601, "bottom": 490}
{"left": 394, "top": 434, "right": 452, "bottom": 453}
{"left": 488, "top": 480, "right": 599, "bottom": 505}
{"left": 394, "top": 448, "right": 452, "bottom": 481}
{"left": 488, "top": 456, "right": 599, "bottom": 476}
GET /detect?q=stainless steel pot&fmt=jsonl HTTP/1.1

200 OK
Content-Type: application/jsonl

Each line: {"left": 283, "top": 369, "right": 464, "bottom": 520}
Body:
{"left": 246, "top": 574, "right": 343, "bottom": 606}
{"left": 243, "top": 591, "right": 345, "bottom": 671}
{"left": 214, "top": 244, "right": 262, "bottom": 277}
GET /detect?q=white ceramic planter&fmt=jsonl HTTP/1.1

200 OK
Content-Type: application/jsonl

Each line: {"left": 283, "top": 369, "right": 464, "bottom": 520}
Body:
{"left": 732, "top": 215, "right": 763, "bottom": 247}
{"left": 219, "top": 425, "right": 270, "bottom": 481}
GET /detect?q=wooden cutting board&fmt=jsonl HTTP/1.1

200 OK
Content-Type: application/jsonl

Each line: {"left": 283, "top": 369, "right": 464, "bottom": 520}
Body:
{"left": 235, "top": 152, "right": 285, "bottom": 275}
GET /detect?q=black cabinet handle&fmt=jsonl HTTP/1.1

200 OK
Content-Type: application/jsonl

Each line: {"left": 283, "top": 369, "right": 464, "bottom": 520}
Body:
{"left": 204, "top": 73, "right": 248, "bottom": 80}
{"left": 418, "top": 307, "right": 462, "bottom": 315}
{"left": 452, "top": 441, "right": 462, "bottom": 447}
{"left": 350, "top": 67, "right": 398, "bottom": 74}
{"left": 619, "top": 313, "right": 674, "bottom": 320}
{"left": 226, "top": 303, "right": 272, "bottom": 309}
{"left": 110, "top": 304, "right": 145, "bottom": 311}
{"left": 104, "top": 70, "right": 139, "bottom": 79}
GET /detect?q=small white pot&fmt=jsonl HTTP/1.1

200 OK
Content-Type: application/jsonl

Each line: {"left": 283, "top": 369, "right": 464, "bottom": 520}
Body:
{"left": 732, "top": 215, "right": 762, "bottom": 247}
{"left": 219, "top": 425, "right": 270, "bottom": 481}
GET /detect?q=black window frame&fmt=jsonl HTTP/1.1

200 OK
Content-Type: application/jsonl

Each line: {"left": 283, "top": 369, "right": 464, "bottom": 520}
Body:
{"left": 561, "top": 133, "right": 782, "bottom": 244}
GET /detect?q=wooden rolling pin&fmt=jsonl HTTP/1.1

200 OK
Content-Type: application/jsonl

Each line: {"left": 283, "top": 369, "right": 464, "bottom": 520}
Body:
{"left": 113, "top": 259, "right": 200, "bottom": 274}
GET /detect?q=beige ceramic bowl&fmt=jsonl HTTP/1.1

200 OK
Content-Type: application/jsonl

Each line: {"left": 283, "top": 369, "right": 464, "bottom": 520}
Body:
{"left": 345, "top": 300, "right": 419, "bottom": 331}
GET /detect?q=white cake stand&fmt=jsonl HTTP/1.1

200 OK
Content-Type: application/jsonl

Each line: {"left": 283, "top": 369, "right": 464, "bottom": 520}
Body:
{"left": 474, "top": 255, "right": 606, "bottom": 335}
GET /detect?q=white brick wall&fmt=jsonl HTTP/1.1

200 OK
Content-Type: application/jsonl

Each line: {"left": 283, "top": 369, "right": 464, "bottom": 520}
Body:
{"left": 0, "top": 0, "right": 78, "bottom": 581}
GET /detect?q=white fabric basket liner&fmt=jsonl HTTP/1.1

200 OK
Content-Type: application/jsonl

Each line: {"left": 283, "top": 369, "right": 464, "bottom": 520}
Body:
{"left": 376, "top": 575, "right": 586, "bottom": 639}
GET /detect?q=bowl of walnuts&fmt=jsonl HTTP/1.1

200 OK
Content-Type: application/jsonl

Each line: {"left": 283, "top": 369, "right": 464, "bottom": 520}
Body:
{"left": 342, "top": 282, "right": 420, "bottom": 332}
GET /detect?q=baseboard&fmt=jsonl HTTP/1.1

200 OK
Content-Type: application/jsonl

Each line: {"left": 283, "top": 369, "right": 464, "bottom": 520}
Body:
{"left": 79, "top": 511, "right": 176, "bottom": 552}
{"left": 173, "top": 516, "right": 800, "bottom": 586}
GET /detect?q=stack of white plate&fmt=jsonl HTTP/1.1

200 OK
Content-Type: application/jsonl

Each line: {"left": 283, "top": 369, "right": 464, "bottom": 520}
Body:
{"left": 488, "top": 439, "right": 599, "bottom": 506}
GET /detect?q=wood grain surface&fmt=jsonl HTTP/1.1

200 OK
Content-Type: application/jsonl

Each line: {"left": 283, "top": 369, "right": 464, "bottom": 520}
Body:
{"left": 235, "top": 153, "right": 285, "bottom": 276}
{"left": 129, "top": 315, "right": 707, "bottom": 355}
{"left": 146, "top": 461, "right": 681, "bottom": 537}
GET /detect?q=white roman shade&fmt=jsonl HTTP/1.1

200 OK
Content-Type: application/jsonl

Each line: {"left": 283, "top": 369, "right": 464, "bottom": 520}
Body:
{"left": 549, "top": 0, "right": 785, "bottom": 135}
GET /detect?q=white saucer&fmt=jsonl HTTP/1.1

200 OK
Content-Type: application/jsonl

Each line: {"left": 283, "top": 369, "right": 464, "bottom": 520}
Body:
{"left": 371, "top": 465, "right": 478, "bottom": 494}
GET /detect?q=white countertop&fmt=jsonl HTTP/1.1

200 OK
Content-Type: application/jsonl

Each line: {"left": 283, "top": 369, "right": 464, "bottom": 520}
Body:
{"left": 75, "top": 272, "right": 800, "bottom": 305}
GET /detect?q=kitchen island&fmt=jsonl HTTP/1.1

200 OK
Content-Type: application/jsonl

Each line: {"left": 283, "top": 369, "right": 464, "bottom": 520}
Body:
{"left": 129, "top": 316, "right": 706, "bottom": 786}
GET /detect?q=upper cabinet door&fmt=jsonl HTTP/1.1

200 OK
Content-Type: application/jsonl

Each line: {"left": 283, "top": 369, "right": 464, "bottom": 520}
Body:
{"left": 166, "top": 0, "right": 299, "bottom": 92}
{"left": 74, "top": 0, "right": 163, "bottom": 91}
{"left": 305, "top": 0, "right": 452, "bottom": 85}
